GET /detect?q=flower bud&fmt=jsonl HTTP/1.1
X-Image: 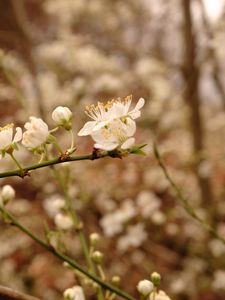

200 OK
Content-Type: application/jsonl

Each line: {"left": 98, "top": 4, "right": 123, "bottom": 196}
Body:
{"left": 64, "top": 286, "right": 85, "bottom": 300}
{"left": 52, "top": 106, "right": 72, "bottom": 130}
{"left": 91, "top": 250, "right": 103, "bottom": 264}
{"left": 54, "top": 213, "right": 73, "bottom": 230}
{"left": 112, "top": 275, "right": 121, "bottom": 286}
{"left": 90, "top": 232, "right": 100, "bottom": 246}
{"left": 151, "top": 272, "right": 161, "bottom": 287}
{"left": 137, "top": 279, "right": 154, "bottom": 296}
{"left": 1, "top": 185, "right": 15, "bottom": 205}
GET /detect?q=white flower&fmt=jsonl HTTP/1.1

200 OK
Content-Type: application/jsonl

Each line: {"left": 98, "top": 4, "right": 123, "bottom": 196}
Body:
{"left": 0, "top": 123, "right": 22, "bottom": 159}
{"left": 100, "top": 200, "right": 136, "bottom": 237}
{"left": 52, "top": 106, "right": 72, "bottom": 129}
{"left": 150, "top": 290, "right": 172, "bottom": 300}
{"left": 78, "top": 101, "right": 110, "bottom": 136}
{"left": 54, "top": 213, "right": 73, "bottom": 230}
{"left": 64, "top": 286, "right": 85, "bottom": 300}
{"left": 43, "top": 195, "right": 65, "bottom": 218}
{"left": 22, "top": 117, "right": 49, "bottom": 149}
{"left": 137, "top": 280, "right": 154, "bottom": 296}
{"left": 212, "top": 270, "right": 225, "bottom": 290}
{"left": 91, "top": 118, "right": 136, "bottom": 151}
{"left": 117, "top": 223, "right": 147, "bottom": 252}
{"left": 0, "top": 185, "right": 15, "bottom": 205}
{"left": 109, "top": 95, "right": 145, "bottom": 120}
{"left": 78, "top": 95, "right": 145, "bottom": 136}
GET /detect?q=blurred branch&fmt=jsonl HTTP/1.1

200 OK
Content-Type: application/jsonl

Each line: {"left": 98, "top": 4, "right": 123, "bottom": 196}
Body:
{"left": 153, "top": 143, "right": 225, "bottom": 245}
{"left": 0, "top": 207, "right": 136, "bottom": 300}
{"left": 10, "top": 0, "right": 46, "bottom": 119}
{"left": 198, "top": 0, "right": 225, "bottom": 110}
{"left": 0, "top": 285, "right": 40, "bottom": 300}
{"left": 181, "top": 0, "right": 213, "bottom": 208}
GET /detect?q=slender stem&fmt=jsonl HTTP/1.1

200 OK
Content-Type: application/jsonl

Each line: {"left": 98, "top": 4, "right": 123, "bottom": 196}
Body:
{"left": 9, "top": 152, "right": 24, "bottom": 172}
{"left": 52, "top": 167, "right": 104, "bottom": 300}
{"left": 69, "top": 129, "right": 75, "bottom": 150}
{"left": 0, "top": 206, "right": 136, "bottom": 300}
{"left": 153, "top": 143, "right": 225, "bottom": 245}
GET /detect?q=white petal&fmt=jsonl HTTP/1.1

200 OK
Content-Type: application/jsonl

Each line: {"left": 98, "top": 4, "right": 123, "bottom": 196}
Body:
{"left": 125, "top": 119, "right": 136, "bottom": 136}
{"left": 135, "top": 98, "right": 145, "bottom": 110}
{"left": 93, "top": 121, "right": 108, "bottom": 131}
{"left": 121, "top": 137, "right": 135, "bottom": 149}
{"left": 128, "top": 98, "right": 145, "bottom": 119}
{"left": 0, "top": 128, "right": 13, "bottom": 149}
{"left": 94, "top": 142, "right": 118, "bottom": 151}
{"left": 129, "top": 110, "right": 141, "bottom": 119}
{"left": 78, "top": 121, "right": 96, "bottom": 136}
{"left": 13, "top": 127, "right": 22, "bottom": 143}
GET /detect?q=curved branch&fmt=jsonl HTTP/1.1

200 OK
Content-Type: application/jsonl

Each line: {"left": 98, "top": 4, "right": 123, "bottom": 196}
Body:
{"left": 0, "top": 207, "right": 136, "bottom": 300}
{"left": 153, "top": 143, "right": 225, "bottom": 245}
{"left": 0, "top": 285, "right": 40, "bottom": 300}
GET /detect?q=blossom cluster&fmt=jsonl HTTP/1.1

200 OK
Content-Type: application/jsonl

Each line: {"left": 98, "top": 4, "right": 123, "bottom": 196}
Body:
{"left": 0, "top": 96, "right": 144, "bottom": 161}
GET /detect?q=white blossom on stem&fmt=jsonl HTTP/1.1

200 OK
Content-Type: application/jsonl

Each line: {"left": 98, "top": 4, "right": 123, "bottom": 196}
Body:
{"left": 64, "top": 286, "right": 85, "bottom": 300}
{"left": 0, "top": 185, "right": 15, "bottom": 205}
{"left": 0, "top": 123, "right": 22, "bottom": 159}
{"left": 91, "top": 118, "right": 136, "bottom": 151}
{"left": 22, "top": 117, "right": 49, "bottom": 149}
{"left": 78, "top": 95, "right": 145, "bottom": 136}
{"left": 52, "top": 106, "right": 72, "bottom": 129}
{"left": 137, "top": 280, "right": 154, "bottom": 296}
{"left": 150, "top": 290, "right": 172, "bottom": 300}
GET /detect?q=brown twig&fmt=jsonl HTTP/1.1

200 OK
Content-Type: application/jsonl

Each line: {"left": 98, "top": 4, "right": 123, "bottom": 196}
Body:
{"left": 181, "top": 0, "right": 213, "bottom": 208}
{"left": 0, "top": 285, "right": 41, "bottom": 300}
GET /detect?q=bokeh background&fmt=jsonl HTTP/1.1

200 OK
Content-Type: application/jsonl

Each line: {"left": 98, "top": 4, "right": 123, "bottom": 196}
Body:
{"left": 0, "top": 0, "right": 225, "bottom": 299}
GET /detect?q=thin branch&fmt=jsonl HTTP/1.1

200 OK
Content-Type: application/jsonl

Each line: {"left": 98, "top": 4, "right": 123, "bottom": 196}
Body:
{"left": 0, "top": 285, "right": 40, "bottom": 300}
{"left": 181, "top": 0, "right": 213, "bottom": 207}
{"left": 0, "top": 153, "right": 93, "bottom": 178}
{"left": 0, "top": 147, "right": 140, "bottom": 179}
{"left": 0, "top": 206, "right": 136, "bottom": 300}
{"left": 153, "top": 143, "right": 225, "bottom": 245}
{"left": 198, "top": 0, "right": 225, "bottom": 110}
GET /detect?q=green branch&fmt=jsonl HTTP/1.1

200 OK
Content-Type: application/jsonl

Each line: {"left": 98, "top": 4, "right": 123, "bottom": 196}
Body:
{"left": 0, "top": 153, "right": 97, "bottom": 178}
{"left": 0, "top": 145, "right": 145, "bottom": 179}
{"left": 0, "top": 206, "right": 136, "bottom": 300}
{"left": 153, "top": 143, "right": 225, "bottom": 245}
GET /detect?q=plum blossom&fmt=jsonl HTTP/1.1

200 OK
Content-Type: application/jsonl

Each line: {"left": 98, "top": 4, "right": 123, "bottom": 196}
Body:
{"left": 54, "top": 213, "right": 73, "bottom": 230}
{"left": 0, "top": 185, "right": 15, "bottom": 205}
{"left": 150, "top": 290, "right": 172, "bottom": 300}
{"left": 52, "top": 106, "right": 72, "bottom": 129}
{"left": 64, "top": 286, "right": 85, "bottom": 300}
{"left": 22, "top": 117, "right": 49, "bottom": 149}
{"left": 78, "top": 95, "right": 145, "bottom": 136}
{"left": 91, "top": 118, "right": 136, "bottom": 151}
{"left": 0, "top": 123, "right": 22, "bottom": 159}
{"left": 137, "top": 280, "right": 154, "bottom": 296}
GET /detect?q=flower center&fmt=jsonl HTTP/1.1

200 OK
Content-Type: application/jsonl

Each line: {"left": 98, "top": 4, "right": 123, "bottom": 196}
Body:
{"left": 0, "top": 123, "right": 14, "bottom": 132}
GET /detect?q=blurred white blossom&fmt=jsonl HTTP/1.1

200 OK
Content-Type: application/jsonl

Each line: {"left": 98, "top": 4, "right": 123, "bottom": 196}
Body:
{"left": 22, "top": 117, "right": 49, "bottom": 149}
{"left": 55, "top": 213, "right": 73, "bottom": 230}
{"left": 0, "top": 124, "right": 22, "bottom": 159}
{"left": 64, "top": 285, "right": 85, "bottom": 300}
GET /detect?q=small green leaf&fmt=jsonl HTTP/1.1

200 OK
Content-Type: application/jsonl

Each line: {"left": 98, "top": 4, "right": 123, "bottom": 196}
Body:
{"left": 130, "top": 144, "right": 147, "bottom": 155}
